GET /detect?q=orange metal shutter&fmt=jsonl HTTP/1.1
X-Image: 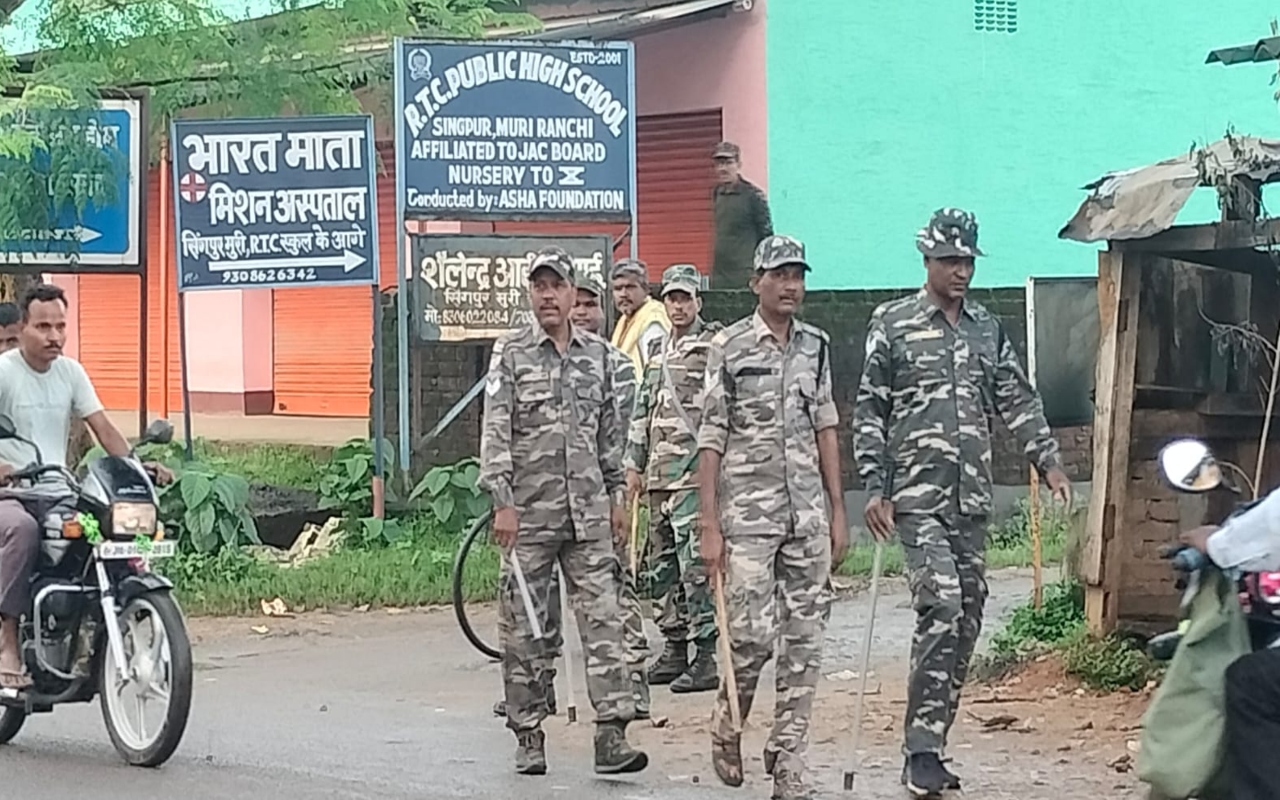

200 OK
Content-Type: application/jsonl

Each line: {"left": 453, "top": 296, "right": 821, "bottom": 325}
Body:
{"left": 271, "top": 144, "right": 399, "bottom": 417}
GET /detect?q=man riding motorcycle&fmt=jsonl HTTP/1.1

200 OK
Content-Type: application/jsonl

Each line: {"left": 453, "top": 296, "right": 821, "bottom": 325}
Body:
{"left": 0, "top": 284, "right": 173, "bottom": 690}
{"left": 1175, "top": 453, "right": 1280, "bottom": 800}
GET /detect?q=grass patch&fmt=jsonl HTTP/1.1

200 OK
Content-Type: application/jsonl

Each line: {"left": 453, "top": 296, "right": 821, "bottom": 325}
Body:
{"left": 165, "top": 515, "right": 497, "bottom": 616}
{"left": 198, "top": 440, "right": 330, "bottom": 490}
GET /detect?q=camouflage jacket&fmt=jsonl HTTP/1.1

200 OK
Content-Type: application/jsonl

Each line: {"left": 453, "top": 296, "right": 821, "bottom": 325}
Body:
{"left": 607, "top": 342, "right": 637, "bottom": 454}
{"left": 697, "top": 311, "right": 838, "bottom": 538}
{"left": 624, "top": 317, "right": 721, "bottom": 492}
{"left": 853, "top": 290, "right": 1061, "bottom": 517}
{"left": 479, "top": 323, "right": 626, "bottom": 541}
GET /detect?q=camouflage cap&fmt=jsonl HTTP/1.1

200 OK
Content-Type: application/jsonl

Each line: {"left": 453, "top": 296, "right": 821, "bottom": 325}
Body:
{"left": 916, "top": 207, "right": 985, "bottom": 258}
{"left": 574, "top": 268, "right": 606, "bottom": 297}
{"left": 528, "top": 246, "right": 574, "bottom": 280}
{"left": 712, "top": 141, "right": 741, "bottom": 160}
{"left": 660, "top": 263, "right": 701, "bottom": 297}
{"left": 611, "top": 258, "right": 649, "bottom": 285}
{"left": 754, "top": 234, "right": 810, "bottom": 272}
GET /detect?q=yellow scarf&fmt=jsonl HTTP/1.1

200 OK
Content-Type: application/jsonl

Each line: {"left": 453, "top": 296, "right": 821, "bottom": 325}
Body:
{"left": 610, "top": 297, "right": 670, "bottom": 376}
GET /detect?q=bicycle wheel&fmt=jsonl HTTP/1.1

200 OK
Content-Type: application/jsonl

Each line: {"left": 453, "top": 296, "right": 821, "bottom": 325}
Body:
{"left": 452, "top": 511, "right": 501, "bottom": 661}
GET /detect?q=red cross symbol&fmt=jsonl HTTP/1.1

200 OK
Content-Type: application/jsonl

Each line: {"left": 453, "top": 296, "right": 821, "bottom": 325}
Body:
{"left": 179, "top": 171, "right": 207, "bottom": 204}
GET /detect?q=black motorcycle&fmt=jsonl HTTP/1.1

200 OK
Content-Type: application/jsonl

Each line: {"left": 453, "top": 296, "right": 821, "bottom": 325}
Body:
{"left": 0, "top": 417, "right": 192, "bottom": 767}
{"left": 1148, "top": 438, "right": 1280, "bottom": 660}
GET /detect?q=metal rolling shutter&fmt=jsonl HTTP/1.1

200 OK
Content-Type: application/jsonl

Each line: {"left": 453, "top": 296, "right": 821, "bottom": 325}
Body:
{"left": 493, "top": 109, "right": 724, "bottom": 284}
{"left": 270, "top": 143, "right": 399, "bottom": 417}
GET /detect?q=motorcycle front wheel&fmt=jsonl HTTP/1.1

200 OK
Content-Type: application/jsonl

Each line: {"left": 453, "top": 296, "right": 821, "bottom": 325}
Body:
{"left": 0, "top": 705, "right": 25, "bottom": 744}
{"left": 99, "top": 590, "right": 193, "bottom": 767}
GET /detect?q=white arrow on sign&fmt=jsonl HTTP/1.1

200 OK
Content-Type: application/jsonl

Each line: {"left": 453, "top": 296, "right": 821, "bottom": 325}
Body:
{"left": 207, "top": 249, "right": 367, "bottom": 274}
{"left": 21, "top": 226, "right": 103, "bottom": 243}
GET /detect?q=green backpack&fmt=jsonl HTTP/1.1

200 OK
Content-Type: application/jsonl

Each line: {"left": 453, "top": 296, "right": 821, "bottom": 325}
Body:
{"left": 1137, "top": 568, "right": 1251, "bottom": 800}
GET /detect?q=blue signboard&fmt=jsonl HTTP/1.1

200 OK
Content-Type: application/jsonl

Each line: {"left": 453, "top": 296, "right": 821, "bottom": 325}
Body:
{"left": 0, "top": 98, "right": 143, "bottom": 269}
{"left": 171, "top": 115, "right": 379, "bottom": 291}
{"left": 394, "top": 38, "right": 636, "bottom": 221}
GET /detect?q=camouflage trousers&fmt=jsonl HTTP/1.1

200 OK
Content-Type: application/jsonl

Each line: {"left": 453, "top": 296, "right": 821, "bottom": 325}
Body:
{"left": 499, "top": 535, "right": 637, "bottom": 732}
{"left": 534, "top": 540, "right": 648, "bottom": 672}
{"left": 899, "top": 513, "right": 989, "bottom": 756}
{"left": 647, "top": 488, "right": 716, "bottom": 644}
{"left": 712, "top": 529, "right": 833, "bottom": 788}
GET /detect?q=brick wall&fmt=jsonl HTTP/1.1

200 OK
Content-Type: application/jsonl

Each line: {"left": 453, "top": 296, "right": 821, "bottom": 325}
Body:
{"left": 378, "top": 287, "right": 1094, "bottom": 483}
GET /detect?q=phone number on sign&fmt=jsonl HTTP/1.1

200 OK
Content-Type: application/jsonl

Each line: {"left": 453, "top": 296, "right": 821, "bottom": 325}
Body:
{"left": 220, "top": 268, "right": 319, "bottom": 285}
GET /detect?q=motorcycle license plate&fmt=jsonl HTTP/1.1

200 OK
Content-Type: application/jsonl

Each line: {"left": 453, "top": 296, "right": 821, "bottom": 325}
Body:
{"left": 97, "top": 540, "right": 177, "bottom": 560}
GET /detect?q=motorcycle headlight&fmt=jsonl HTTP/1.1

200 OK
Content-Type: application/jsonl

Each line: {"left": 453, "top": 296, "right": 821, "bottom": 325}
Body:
{"left": 111, "top": 502, "right": 157, "bottom": 537}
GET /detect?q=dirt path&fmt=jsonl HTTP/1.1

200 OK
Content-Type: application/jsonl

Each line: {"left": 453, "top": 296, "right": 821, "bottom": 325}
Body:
{"left": 184, "top": 566, "right": 1149, "bottom": 799}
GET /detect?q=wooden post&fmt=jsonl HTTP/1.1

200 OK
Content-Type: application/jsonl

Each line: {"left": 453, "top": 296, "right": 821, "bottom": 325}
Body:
{"left": 1029, "top": 465, "right": 1043, "bottom": 610}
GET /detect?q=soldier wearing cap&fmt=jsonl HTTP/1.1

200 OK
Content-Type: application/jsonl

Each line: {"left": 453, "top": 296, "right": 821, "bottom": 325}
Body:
{"left": 697, "top": 235, "right": 848, "bottom": 799}
{"left": 491, "top": 265, "right": 653, "bottom": 721}
{"left": 479, "top": 246, "right": 648, "bottom": 777}
{"left": 624, "top": 263, "right": 722, "bottom": 695}
{"left": 852, "top": 208, "right": 1071, "bottom": 797}
{"left": 711, "top": 140, "right": 773, "bottom": 290}
{"left": 609, "top": 258, "right": 670, "bottom": 377}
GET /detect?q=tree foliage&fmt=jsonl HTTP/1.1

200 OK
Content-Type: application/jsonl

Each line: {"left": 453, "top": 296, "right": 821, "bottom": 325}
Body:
{"left": 0, "top": 0, "right": 540, "bottom": 265}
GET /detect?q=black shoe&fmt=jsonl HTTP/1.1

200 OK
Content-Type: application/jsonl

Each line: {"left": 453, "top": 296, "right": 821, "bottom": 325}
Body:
{"left": 670, "top": 640, "right": 718, "bottom": 693}
{"left": 647, "top": 640, "right": 688, "bottom": 685}
{"left": 514, "top": 728, "right": 547, "bottom": 775}
{"left": 901, "top": 756, "right": 960, "bottom": 791}
{"left": 906, "top": 753, "right": 949, "bottom": 797}
{"left": 594, "top": 721, "right": 648, "bottom": 774}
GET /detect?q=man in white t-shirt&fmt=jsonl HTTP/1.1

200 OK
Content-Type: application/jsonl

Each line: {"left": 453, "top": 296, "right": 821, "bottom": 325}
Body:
{"left": 0, "top": 284, "right": 164, "bottom": 689}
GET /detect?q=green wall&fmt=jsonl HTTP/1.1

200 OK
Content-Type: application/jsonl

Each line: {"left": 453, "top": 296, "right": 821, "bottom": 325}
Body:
{"left": 768, "top": 1, "right": 1280, "bottom": 288}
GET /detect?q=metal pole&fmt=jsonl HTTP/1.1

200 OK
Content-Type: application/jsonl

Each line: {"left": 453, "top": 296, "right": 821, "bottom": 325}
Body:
{"left": 393, "top": 38, "right": 412, "bottom": 481}
{"left": 626, "top": 42, "right": 638, "bottom": 262}
{"left": 372, "top": 283, "right": 386, "bottom": 519}
{"left": 842, "top": 542, "right": 884, "bottom": 791}
{"left": 177, "top": 291, "right": 194, "bottom": 461}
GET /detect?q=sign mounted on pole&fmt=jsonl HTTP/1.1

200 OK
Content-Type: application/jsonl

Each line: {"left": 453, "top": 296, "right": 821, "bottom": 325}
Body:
{"left": 171, "top": 115, "right": 378, "bottom": 291}
{"left": 395, "top": 39, "right": 636, "bottom": 221}
{"left": 0, "top": 96, "right": 144, "bottom": 270}
{"left": 409, "top": 234, "right": 612, "bottom": 342}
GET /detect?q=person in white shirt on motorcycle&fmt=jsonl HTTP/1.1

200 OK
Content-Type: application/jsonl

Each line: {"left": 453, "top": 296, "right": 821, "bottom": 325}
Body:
{"left": 0, "top": 284, "right": 172, "bottom": 690}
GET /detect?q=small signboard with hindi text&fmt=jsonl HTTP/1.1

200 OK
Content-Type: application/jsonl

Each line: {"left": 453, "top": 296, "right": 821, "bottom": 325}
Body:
{"left": 409, "top": 233, "right": 612, "bottom": 342}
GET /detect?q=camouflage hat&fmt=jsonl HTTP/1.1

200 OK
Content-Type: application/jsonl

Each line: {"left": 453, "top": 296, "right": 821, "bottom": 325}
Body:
{"left": 753, "top": 234, "right": 810, "bottom": 272}
{"left": 915, "top": 207, "right": 985, "bottom": 258}
{"left": 611, "top": 258, "right": 649, "bottom": 285}
{"left": 574, "top": 269, "right": 606, "bottom": 297}
{"left": 528, "top": 246, "right": 574, "bottom": 280}
{"left": 712, "top": 141, "right": 740, "bottom": 160}
{"left": 661, "top": 263, "right": 701, "bottom": 297}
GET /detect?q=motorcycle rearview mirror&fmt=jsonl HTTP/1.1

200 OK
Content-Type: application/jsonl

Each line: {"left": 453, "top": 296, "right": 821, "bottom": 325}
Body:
{"left": 141, "top": 418, "right": 175, "bottom": 446}
{"left": 1158, "top": 439, "right": 1222, "bottom": 493}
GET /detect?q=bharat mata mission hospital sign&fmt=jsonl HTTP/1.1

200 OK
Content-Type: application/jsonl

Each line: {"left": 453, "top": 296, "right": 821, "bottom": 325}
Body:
{"left": 410, "top": 234, "right": 612, "bottom": 342}
{"left": 395, "top": 39, "right": 636, "bottom": 220}
{"left": 171, "top": 115, "right": 378, "bottom": 291}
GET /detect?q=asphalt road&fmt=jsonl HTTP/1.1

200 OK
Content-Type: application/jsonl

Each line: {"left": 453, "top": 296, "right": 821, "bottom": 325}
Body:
{"left": 0, "top": 570, "right": 1104, "bottom": 800}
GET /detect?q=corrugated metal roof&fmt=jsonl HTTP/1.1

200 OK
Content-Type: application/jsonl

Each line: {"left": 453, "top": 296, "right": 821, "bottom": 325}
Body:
{"left": 1206, "top": 35, "right": 1280, "bottom": 65}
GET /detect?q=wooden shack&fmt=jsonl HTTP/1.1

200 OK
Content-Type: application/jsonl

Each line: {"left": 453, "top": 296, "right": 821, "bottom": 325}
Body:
{"left": 1085, "top": 218, "right": 1280, "bottom": 631}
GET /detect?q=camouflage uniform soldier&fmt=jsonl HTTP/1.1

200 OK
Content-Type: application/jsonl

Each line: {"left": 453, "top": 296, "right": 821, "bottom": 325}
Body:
{"left": 853, "top": 208, "right": 1071, "bottom": 798}
{"left": 491, "top": 268, "right": 652, "bottom": 719}
{"left": 698, "top": 236, "right": 849, "bottom": 800}
{"left": 624, "top": 263, "right": 721, "bottom": 694}
{"left": 479, "top": 247, "right": 648, "bottom": 777}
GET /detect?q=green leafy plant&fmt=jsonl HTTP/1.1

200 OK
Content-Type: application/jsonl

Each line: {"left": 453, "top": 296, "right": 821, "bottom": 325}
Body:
{"left": 165, "top": 464, "right": 259, "bottom": 554}
{"left": 317, "top": 437, "right": 402, "bottom": 546}
{"left": 1062, "top": 631, "right": 1158, "bottom": 692}
{"left": 990, "top": 580, "right": 1086, "bottom": 658}
{"left": 408, "top": 457, "right": 490, "bottom": 535}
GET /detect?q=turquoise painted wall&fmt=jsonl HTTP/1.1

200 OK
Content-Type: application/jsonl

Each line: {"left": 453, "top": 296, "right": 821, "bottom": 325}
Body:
{"left": 768, "top": 1, "right": 1280, "bottom": 288}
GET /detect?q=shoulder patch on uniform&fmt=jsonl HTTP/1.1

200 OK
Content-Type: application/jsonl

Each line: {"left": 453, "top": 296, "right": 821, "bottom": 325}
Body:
{"left": 485, "top": 371, "right": 502, "bottom": 396}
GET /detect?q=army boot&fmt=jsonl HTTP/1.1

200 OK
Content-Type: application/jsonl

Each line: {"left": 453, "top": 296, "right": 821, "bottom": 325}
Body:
{"left": 646, "top": 639, "right": 688, "bottom": 685}
{"left": 632, "top": 670, "right": 651, "bottom": 719}
{"left": 514, "top": 728, "right": 547, "bottom": 775}
{"left": 670, "top": 639, "right": 718, "bottom": 693}
{"left": 593, "top": 721, "right": 648, "bottom": 774}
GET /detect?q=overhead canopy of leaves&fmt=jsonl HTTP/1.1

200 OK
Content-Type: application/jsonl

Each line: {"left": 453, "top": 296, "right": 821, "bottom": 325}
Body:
{"left": 0, "top": 0, "right": 540, "bottom": 262}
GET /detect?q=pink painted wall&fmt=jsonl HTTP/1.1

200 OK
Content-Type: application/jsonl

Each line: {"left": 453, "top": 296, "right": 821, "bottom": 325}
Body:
{"left": 633, "top": 2, "right": 768, "bottom": 188}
